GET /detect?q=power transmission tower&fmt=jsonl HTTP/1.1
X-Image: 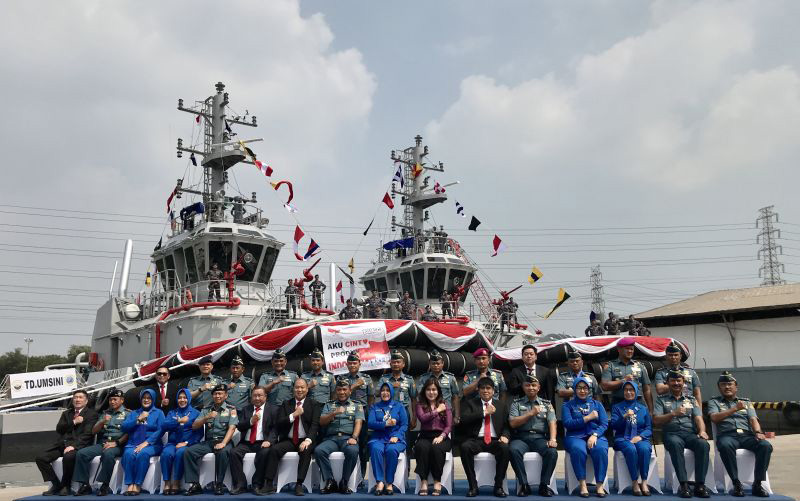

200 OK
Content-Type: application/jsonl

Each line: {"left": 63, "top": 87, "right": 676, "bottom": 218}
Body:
{"left": 590, "top": 265, "right": 606, "bottom": 321}
{"left": 756, "top": 205, "right": 785, "bottom": 286}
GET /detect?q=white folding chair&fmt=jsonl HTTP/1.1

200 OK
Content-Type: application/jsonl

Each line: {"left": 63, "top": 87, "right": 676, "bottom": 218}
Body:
{"left": 474, "top": 452, "right": 509, "bottom": 492}
{"left": 139, "top": 457, "right": 162, "bottom": 493}
{"left": 518, "top": 452, "right": 558, "bottom": 494}
{"left": 565, "top": 451, "right": 610, "bottom": 494}
{"left": 198, "top": 453, "right": 233, "bottom": 490}
{"left": 413, "top": 451, "right": 454, "bottom": 495}
{"left": 310, "top": 452, "right": 361, "bottom": 492}
{"left": 612, "top": 449, "right": 662, "bottom": 494}
{"left": 275, "top": 451, "right": 315, "bottom": 494}
{"left": 663, "top": 448, "right": 717, "bottom": 493}
{"left": 711, "top": 424, "right": 773, "bottom": 494}
{"left": 87, "top": 456, "right": 124, "bottom": 494}
{"left": 51, "top": 458, "right": 79, "bottom": 493}
{"left": 367, "top": 451, "right": 408, "bottom": 493}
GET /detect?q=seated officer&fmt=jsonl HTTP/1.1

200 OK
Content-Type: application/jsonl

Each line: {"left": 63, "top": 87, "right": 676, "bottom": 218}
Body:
{"left": 258, "top": 348, "right": 298, "bottom": 406}
{"left": 223, "top": 356, "right": 254, "bottom": 412}
{"left": 342, "top": 351, "right": 374, "bottom": 482}
{"left": 313, "top": 378, "right": 364, "bottom": 495}
{"left": 653, "top": 370, "right": 710, "bottom": 498}
{"left": 509, "top": 375, "right": 557, "bottom": 497}
{"left": 73, "top": 389, "right": 128, "bottom": 496}
{"left": 601, "top": 337, "right": 652, "bottom": 410}
{"left": 463, "top": 348, "right": 507, "bottom": 403}
{"left": 416, "top": 350, "right": 461, "bottom": 424}
{"left": 183, "top": 384, "right": 238, "bottom": 496}
{"left": 301, "top": 349, "right": 335, "bottom": 405}
{"left": 557, "top": 350, "right": 601, "bottom": 400}
{"left": 187, "top": 355, "right": 223, "bottom": 410}
{"left": 459, "top": 377, "right": 511, "bottom": 498}
{"left": 707, "top": 371, "right": 772, "bottom": 498}
{"left": 654, "top": 342, "right": 702, "bottom": 403}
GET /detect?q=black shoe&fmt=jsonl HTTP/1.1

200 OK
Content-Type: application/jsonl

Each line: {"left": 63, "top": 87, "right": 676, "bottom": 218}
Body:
{"left": 184, "top": 483, "right": 202, "bottom": 496}
{"left": 467, "top": 486, "right": 478, "bottom": 498}
{"left": 229, "top": 486, "right": 245, "bottom": 496}
{"left": 374, "top": 485, "right": 383, "bottom": 496}
{"left": 213, "top": 483, "right": 225, "bottom": 496}
{"left": 339, "top": 479, "right": 353, "bottom": 495}
{"left": 538, "top": 484, "right": 553, "bottom": 497}
{"left": 321, "top": 479, "right": 338, "bottom": 495}
{"left": 42, "top": 484, "right": 60, "bottom": 496}
{"left": 678, "top": 484, "right": 691, "bottom": 499}
{"left": 694, "top": 484, "right": 710, "bottom": 498}
{"left": 515, "top": 484, "right": 525, "bottom": 497}
{"left": 596, "top": 490, "right": 607, "bottom": 498}
{"left": 97, "top": 483, "right": 110, "bottom": 497}
{"left": 753, "top": 482, "right": 770, "bottom": 498}
{"left": 494, "top": 486, "right": 507, "bottom": 498}
{"left": 58, "top": 486, "right": 70, "bottom": 496}
{"left": 294, "top": 484, "right": 305, "bottom": 496}
{"left": 732, "top": 480, "right": 745, "bottom": 497}
{"left": 73, "top": 483, "right": 91, "bottom": 496}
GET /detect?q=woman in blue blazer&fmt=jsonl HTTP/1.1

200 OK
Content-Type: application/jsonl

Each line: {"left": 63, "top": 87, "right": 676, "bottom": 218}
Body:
{"left": 160, "top": 388, "right": 203, "bottom": 495}
{"left": 367, "top": 382, "right": 408, "bottom": 496}
{"left": 562, "top": 376, "right": 609, "bottom": 498}
{"left": 611, "top": 381, "right": 652, "bottom": 496}
{"left": 121, "top": 388, "right": 165, "bottom": 495}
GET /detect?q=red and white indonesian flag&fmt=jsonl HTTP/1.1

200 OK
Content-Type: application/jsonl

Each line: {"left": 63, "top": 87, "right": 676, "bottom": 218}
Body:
{"left": 292, "top": 226, "right": 305, "bottom": 260}
{"left": 321, "top": 321, "right": 390, "bottom": 375}
{"left": 336, "top": 280, "right": 344, "bottom": 306}
{"left": 491, "top": 234, "right": 507, "bottom": 257}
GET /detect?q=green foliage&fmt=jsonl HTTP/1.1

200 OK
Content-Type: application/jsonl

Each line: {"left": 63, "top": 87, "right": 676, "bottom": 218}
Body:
{"left": 0, "top": 345, "right": 92, "bottom": 380}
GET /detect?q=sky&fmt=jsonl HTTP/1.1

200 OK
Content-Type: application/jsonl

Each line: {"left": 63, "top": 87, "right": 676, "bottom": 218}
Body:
{"left": 1, "top": 0, "right": 799, "bottom": 357}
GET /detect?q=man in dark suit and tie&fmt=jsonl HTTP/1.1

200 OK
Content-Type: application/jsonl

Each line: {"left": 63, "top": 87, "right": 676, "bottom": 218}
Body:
{"left": 262, "top": 378, "right": 320, "bottom": 496}
{"left": 151, "top": 366, "right": 178, "bottom": 411}
{"left": 460, "top": 377, "right": 511, "bottom": 498}
{"left": 506, "top": 344, "right": 554, "bottom": 402}
{"left": 229, "top": 386, "right": 277, "bottom": 495}
{"left": 36, "top": 389, "right": 99, "bottom": 496}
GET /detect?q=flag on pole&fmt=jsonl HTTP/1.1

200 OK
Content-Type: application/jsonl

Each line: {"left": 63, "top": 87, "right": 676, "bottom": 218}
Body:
{"left": 348, "top": 257, "right": 355, "bottom": 274}
{"left": 254, "top": 160, "right": 273, "bottom": 177}
{"left": 190, "top": 152, "right": 197, "bottom": 166}
{"left": 145, "top": 271, "right": 152, "bottom": 286}
{"left": 393, "top": 165, "right": 404, "bottom": 188}
{"left": 382, "top": 192, "right": 394, "bottom": 209}
{"left": 292, "top": 226, "right": 305, "bottom": 261}
{"left": 336, "top": 280, "right": 344, "bottom": 306}
{"left": 468, "top": 216, "right": 481, "bottom": 231}
{"left": 153, "top": 237, "right": 162, "bottom": 252}
{"left": 271, "top": 180, "right": 294, "bottom": 205}
{"left": 166, "top": 187, "right": 178, "bottom": 213}
{"left": 413, "top": 162, "right": 423, "bottom": 178}
{"left": 528, "top": 266, "right": 543, "bottom": 285}
{"left": 491, "top": 235, "right": 507, "bottom": 257}
{"left": 363, "top": 217, "right": 375, "bottom": 236}
{"left": 434, "top": 181, "right": 445, "bottom": 194}
{"left": 195, "top": 114, "right": 201, "bottom": 124}
{"left": 225, "top": 120, "right": 232, "bottom": 133}
{"left": 284, "top": 203, "right": 298, "bottom": 213}
{"left": 543, "top": 288, "right": 571, "bottom": 319}
{"left": 455, "top": 201, "right": 466, "bottom": 218}
{"left": 304, "top": 239, "right": 320, "bottom": 260}
{"left": 337, "top": 265, "right": 356, "bottom": 302}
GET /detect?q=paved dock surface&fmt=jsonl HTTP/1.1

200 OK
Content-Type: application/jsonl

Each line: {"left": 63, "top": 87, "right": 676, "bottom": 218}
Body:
{"left": 1, "top": 435, "right": 797, "bottom": 500}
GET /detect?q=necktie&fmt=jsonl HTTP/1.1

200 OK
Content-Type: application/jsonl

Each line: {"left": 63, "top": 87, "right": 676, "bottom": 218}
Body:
{"left": 527, "top": 368, "right": 534, "bottom": 376}
{"left": 292, "top": 401, "right": 301, "bottom": 445}
{"left": 483, "top": 402, "right": 491, "bottom": 445}
{"left": 160, "top": 384, "right": 166, "bottom": 400}
{"left": 249, "top": 406, "right": 261, "bottom": 444}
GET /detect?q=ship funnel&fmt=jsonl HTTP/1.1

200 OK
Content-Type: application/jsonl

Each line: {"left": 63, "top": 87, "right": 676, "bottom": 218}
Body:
{"left": 118, "top": 239, "right": 133, "bottom": 297}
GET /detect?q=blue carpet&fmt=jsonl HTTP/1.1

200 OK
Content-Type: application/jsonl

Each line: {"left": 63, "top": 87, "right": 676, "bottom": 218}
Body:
{"left": 15, "top": 481, "right": 795, "bottom": 501}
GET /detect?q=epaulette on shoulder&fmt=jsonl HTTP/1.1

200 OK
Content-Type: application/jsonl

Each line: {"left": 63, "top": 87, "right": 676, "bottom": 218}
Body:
{"left": 739, "top": 397, "right": 751, "bottom": 401}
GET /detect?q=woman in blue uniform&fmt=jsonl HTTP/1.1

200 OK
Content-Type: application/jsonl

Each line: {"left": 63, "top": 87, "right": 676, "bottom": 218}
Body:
{"left": 367, "top": 382, "right": 408, "bottom": 495}
{"left": 611, "top": 381, "right": 652, "bottom": 496}
{"left": 562, "top": 377, "right": 609, "bottom": 497}
{"left": 160, "top": 389, "right": 203, "bottom": 495}
{"left": 121, "top": 388, "right": 165, "bottom": 495}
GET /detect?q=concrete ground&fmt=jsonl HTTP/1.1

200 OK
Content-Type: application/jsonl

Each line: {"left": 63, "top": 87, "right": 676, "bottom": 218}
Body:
{"left": 0, "top": 436, "right": 797, "bottom": 501}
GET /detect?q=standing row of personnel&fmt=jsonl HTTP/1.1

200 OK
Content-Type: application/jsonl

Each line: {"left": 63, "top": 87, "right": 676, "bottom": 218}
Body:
{"left": 586, "top": 313, "right": 650, "bottom": 337}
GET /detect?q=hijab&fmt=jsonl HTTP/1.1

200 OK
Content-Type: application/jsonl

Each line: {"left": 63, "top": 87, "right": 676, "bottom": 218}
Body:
{"left": 620, "top": 381, "right": 641, "bottom": 439}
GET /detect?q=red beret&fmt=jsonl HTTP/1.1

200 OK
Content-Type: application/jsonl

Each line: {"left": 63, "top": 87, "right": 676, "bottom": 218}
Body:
{"left": 617, "top": 337, "right": 636, "bottom": 347}
{"left": 472, "top": 348, "right": 490, "bottom": 358}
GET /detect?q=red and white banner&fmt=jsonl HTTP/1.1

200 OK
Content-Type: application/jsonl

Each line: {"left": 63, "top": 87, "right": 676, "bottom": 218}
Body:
{"left": 321, "top": 321, "right": 390, "bottom": 375}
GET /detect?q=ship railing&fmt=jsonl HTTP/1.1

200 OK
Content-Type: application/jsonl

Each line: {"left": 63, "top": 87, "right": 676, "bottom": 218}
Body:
{"left": 374, "top": 234, "right": 458, "bottom": 263}
{"left": 136, "top": 279, "right": 273, "bottom": 319}
{"left": 241, "top": 291, "right": 286, "bottom": 335}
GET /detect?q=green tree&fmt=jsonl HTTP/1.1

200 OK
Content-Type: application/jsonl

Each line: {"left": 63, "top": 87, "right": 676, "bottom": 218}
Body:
{"left": 65, "top": 345, "right": 91, "bottom": 363}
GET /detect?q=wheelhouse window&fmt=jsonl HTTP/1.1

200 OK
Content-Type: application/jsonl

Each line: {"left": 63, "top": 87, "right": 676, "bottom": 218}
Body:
{"left": 208, "top": 241, "right": 233, "bottom": 272}
{"left": 412, "top": 269, "right": 425, "bottom": 300}
{"left": 236, "top": 242, "right": 264, "bottom": 282}
{"left": 183, "top": 246, "right": 198, "bottom": 284}
{"left": 376, "top": 277, "right": 388, "bottom": 294}
{"left": 460, "top": 272, "right": 474, "bottom": 302}
{"left": 426, "top": 267, "right": 447, "bottom": 299}
{"left": 363, "top": 279, "right": 375, "bottom": 292}
{"left": 164, "top": 254, "right": 176, "bottom": 290}
{"left": 447, "top": 269, "right": 467, "bottom": 295}
{"left": 193, "top": 243, "right": 206, "bottom": 277}
{"left": 257, "top": 247, "right": 279, "bottom": 284}
{"left": 400, "top": 272, "right": 413, "bottom": 298}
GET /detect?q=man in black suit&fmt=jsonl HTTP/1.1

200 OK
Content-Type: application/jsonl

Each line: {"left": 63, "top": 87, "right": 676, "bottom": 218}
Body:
{"left": 229, "top": 386, "right": 277, "bottom": 495}
{"left": 506, "top": 344, "right": 554, "bottom": 402}
{"left": 262, "top": 378, "right": 320, "bottom": 496}
{"left": 150, "top": 366, "right": 178, "bottom": 411}
{"left": 460, "top": 377, "right": 511, "bottom": 498}
{"left": 36, "top": 389, "right": 99, "bottom": 496}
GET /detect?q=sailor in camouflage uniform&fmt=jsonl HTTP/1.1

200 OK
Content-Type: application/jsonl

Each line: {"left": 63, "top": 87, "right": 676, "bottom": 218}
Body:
{"left": 302, "top": 349, "right": 335, "bottom": 405}
{"left": 653, "top": 370, "right": 711, "bottom": 499}
{"left": 72, "top": 389, "right": 128, "bottom": 496}
{"left": 376, "top": 350, "right": 417, "bottom": 428}
{"left": 339, "top": 299, "right": 362, "bottom": 320}
{"left": 314, "top": 379, "right": 365, "bottom": 495}
{"left": 365, "top": 290, "right": 386, "bottom": 319}
{"left": 396, "top": 292, "right": 417, "bottom": 320}
{"left": 183, "top": 384, "right": 239, "bottom": 496}
{"left": 223, "top": 356, "right": 254, "bottom": 412}
{"left": 604, "top": 312, "right": 621, "bottom": 336}
{"left": 257, "top": 349, "right": 298, "bottom": 406}
{"left": 285, "top": 279, "right": 299, "bottom": 319}
{"left": 655, "top": 342, "right": 702, "bottom": 402}
{"left": 420, "top": 304, "right": 438, "bottom": 321}
{"left": 187, "top": 356, "right": 224, "bottom": 410}
{"left": 507, "top": 297, "right": 519, "bottom": 326}
{"left": 439, "top": 292, "right": 452, "bottom": 319}
{"left": 509, "top": 375, "right": 558, "bottom": 497}
{"left": 557, "top": 350, "right": 601, "bottom": 399}
{"left": 342, "top": 351, "right": 374, "bottom": 481}
{"left": 416, "top": 350, "right": 461, "bottom": 422}
{"left": 309, "top": 274, "right": 327, "bottom": 309}
{"left": 601, "top": 337, "right": 653, "bottom": 409}
{"left": 206, "top": 262, "right": 224, "bottom": 301}
{"left": 463, "top": 347, "right": 507, "bottom": 401}
{"left": 584, "top": 319, "right": 604, "bottom": 337}
{"left": 707, "top": 371, "right": 772, "bottom": 498}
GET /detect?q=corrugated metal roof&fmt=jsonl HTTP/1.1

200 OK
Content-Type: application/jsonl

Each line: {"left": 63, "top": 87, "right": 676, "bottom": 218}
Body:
{"left": 637, "top": 283, "right": 800, "bottom": 319}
